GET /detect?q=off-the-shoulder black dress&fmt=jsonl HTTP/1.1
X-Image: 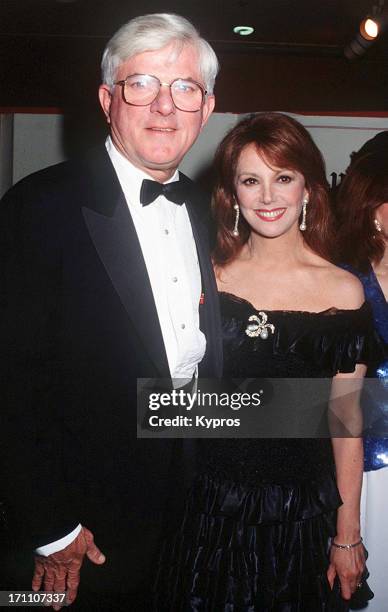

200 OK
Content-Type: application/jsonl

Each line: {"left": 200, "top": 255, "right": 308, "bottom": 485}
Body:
{"left": 154, "top": 293, "right": 375, "bottom": 611}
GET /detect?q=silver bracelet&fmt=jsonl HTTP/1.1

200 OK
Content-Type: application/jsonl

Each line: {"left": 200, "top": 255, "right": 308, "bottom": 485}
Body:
{"left": 331, "top": 537, "right": 363, "bottom": 550}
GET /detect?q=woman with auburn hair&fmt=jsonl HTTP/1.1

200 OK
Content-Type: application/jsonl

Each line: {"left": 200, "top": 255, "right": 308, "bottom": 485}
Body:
{"left": 337, "top": 140, "right": 388, "bottom": 610}
{"left": 212, "top": 112, "right": 334, "bottom": 265}
{"left": 337, "top": 152, "right": 388, "bottom": 274}
{"left": 154, "top": 113, "right": 375, "bottom": 611}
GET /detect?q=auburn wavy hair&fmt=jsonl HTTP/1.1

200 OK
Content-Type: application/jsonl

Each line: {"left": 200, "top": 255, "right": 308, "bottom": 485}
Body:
{"left": 212, "top": 112, "right": 334, "bottom": 266}
{"left": 336, "top": 151, "right": 388, "bottom": 272}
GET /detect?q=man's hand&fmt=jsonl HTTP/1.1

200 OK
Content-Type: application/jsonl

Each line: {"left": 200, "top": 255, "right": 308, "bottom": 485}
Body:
{"left": 32, "top": 526, "right": 105, "bottom": 610}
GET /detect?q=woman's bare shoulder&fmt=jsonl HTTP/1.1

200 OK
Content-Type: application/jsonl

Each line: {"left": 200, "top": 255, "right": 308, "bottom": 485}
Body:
{"left": 314, "top": 260, "right": 365, "bottom": 309}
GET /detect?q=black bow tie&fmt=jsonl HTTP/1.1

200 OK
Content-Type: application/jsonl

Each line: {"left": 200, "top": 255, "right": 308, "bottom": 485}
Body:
{"left": 140, "top": 178, "right": 187, "bottom": 207}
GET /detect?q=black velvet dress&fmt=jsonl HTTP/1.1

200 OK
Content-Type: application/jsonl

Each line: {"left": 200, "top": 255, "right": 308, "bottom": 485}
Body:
{"left": 154, "top": 293, "right": 375, "bottom": 612}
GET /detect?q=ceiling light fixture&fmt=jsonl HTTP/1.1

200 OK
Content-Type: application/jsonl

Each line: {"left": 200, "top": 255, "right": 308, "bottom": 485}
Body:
{"left": 344, "top": 1, "right": 386, "bottom": 59}
{"left": 233, "top": 26, "right": 255, "bottom": 36}
{"left": 360, "top": 17, "right": 379, "bottom": 39}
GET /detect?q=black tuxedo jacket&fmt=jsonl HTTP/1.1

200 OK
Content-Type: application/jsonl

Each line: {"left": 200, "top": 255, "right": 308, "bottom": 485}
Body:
{"left": 0, "top": 146, "right": 222, "bottom": 586}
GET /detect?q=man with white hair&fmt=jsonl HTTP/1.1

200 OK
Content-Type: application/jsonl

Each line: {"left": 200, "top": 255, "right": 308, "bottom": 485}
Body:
{"left": 1, "top": 13, "right": 221, "bottom": 610}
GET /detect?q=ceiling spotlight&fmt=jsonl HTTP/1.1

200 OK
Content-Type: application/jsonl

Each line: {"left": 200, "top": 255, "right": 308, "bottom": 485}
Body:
{"left": 344, "top": 33, "right": 374, "bottom": 59}
{"left": 360, "top": 17, "right": 379, "bottom": 39}
{"left": 233, "top": 26, "right": 254, "bottom": 36}
{"left": 345, "top": 2, "right": 386, "bottom": 60}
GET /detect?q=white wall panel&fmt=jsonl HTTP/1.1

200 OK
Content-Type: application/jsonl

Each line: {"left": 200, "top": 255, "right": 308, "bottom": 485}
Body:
{"left": 6, "top": 111, "right": 388, "bottom": 185}
{"left": 0, "top": 114, "right": 14, "bottom": 198}
{"left": 12, "top": 113, "right": 65, "bottom": 184}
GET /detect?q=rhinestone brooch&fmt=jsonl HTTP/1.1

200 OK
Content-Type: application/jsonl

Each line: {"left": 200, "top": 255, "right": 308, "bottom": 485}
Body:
{"left": 245, "top": 312, "right": 275, "bottom": 340}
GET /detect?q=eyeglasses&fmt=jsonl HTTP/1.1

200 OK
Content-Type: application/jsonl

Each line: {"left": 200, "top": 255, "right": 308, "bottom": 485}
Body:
{"left": 114, "top": 73, "right": 207, "bottom": 112}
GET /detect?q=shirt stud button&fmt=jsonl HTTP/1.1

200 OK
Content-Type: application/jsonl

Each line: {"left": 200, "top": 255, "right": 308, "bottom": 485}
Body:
{"left": 172, "top": 276, "right": 178, "bottom": 283}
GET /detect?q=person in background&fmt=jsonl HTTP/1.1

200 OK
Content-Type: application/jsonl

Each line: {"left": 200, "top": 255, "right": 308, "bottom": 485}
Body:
{"left": 154, "top": 113, "right": 375, "bottom": 611}
{"left": 0, "top": 13, "right": 222, "bottom": 611}
{"left": 336, "top": 132, "right": 388, "bottom": 611}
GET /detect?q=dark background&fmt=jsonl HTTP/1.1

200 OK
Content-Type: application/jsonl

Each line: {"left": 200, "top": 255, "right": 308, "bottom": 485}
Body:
{"left": 0, "top": 0, "right": 387, "bottom": 115}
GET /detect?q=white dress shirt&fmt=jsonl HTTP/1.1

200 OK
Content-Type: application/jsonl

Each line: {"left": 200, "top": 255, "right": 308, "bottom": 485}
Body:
{"left": 36, "top": 138, "right": 206, "bottom": 555}
{"left": 106, "top": 137, "right": 206, "bottom": 380}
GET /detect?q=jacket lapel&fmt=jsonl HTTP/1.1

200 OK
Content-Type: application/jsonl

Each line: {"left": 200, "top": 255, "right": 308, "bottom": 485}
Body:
{"left": 81, "top": 148, "right": 170, "bottom": 377}
{"left": 181, "top": 173, "right": 223, "bottom": 378}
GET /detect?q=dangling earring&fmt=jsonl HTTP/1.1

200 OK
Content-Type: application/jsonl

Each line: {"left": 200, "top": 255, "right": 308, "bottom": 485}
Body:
{"left": 299, "top": 196, "right": 308, "bottom": 232}
{"left": 232, "top": 201, "right": 240, "bottom": 237}
{"left": 374, "top": 218, "right": 382, "bottom": 233}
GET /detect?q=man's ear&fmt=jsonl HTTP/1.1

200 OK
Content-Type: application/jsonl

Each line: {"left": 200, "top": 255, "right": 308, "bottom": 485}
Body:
{"left": 98, "top": 85, "right": 112, "bottom": 124}
{"left": 200, "top": 94, "right": 215, "bottom": 130}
